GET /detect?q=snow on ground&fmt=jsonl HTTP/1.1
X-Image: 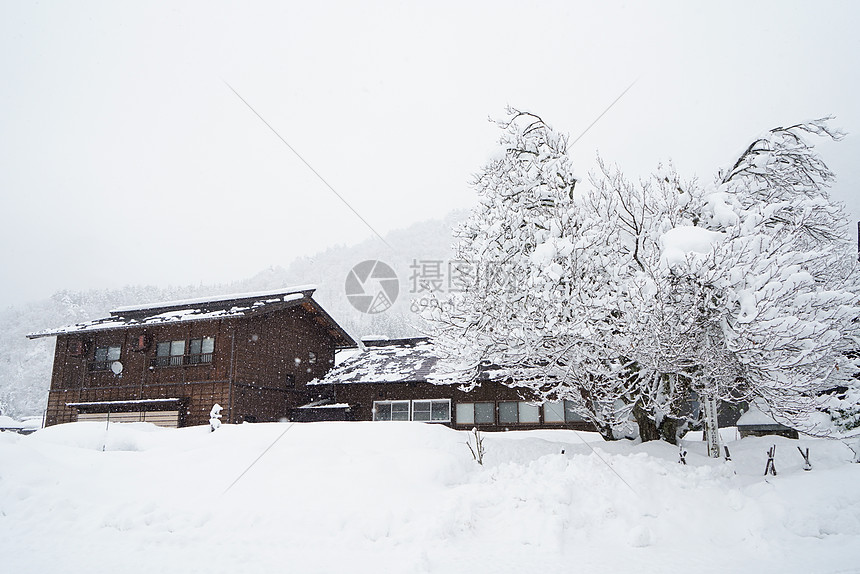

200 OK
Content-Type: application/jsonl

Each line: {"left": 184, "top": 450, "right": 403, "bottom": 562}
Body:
{"left": 1, "top": 422, "right": 859, "bottom": 574}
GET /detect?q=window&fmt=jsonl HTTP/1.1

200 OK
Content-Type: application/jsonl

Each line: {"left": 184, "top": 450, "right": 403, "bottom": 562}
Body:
{"left": 499, "top": 401, "right": 540, "bottom": 424}
{"left": 455, "top": 402, "right": 495, "bottom": 425}
{"left": 373, "top": 400, "right": 410, "bottom": 421}
{"left": 475, "top": 403, "right": 494, "bottom": 424}
{"left": 308, "top": 351, "right": 317, "bottom": 364}
{"left": 188, "top": 336, "right": 215, "bottom": 364}
{"left": 153, "top": 337, "right": 215, "bottom": 367}
{"left": 564, "top": 400, "right": 585, "bottom": 422}
{"left": 543, "top": 400, "right": 586, "bottom": 422}
{"left": 544, "top": 401, "right": 566, "bottom": 423}
{"left": 155, "top": 340, "right": 185, "bottom": 366}
{"left": 499, "top": 401, "right": 518, "bottom": 424}
{"left": 519, "top": 402, "right": 540, "bottom": 423}
{"left": 90, "top": 345, "right": 121, "bottom": 371}
{"left": 412, "top": 399, "right": 451, "bottom": 422}
{"left": 373, "top": 399, "right": 451, "bottom": 423}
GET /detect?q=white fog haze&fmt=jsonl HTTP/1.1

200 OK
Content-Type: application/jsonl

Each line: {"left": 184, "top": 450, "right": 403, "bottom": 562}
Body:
{"left": 2, "top": 1, "right": 860, "bottom": 306}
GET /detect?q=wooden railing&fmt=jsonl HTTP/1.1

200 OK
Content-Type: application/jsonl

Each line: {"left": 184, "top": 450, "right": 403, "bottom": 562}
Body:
{"left": 88, "top": 361, "right": 113, "bottom": 372}
{"left": 150, "top": 353, "right": 214, "bottom": 368}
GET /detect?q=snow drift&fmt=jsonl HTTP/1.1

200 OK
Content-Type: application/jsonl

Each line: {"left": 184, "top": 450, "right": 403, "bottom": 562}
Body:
{"left": 1, "top": 422, "right": 859, "bottom": 573}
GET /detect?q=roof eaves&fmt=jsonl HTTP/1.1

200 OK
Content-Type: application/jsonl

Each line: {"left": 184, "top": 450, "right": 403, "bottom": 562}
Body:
{"left": 296, "top": 298, "right": 357, "bottom": 349}
{"left": 27, "top": 290, "right": 331, "bottom": 340}
{"left": 108, "top": 286, "right": 317, "bottom": 315}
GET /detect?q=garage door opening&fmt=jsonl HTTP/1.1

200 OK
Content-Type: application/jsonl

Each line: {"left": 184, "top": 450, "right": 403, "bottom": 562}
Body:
{"left": 68, "top": 398, "right": 185, "bottom": 428}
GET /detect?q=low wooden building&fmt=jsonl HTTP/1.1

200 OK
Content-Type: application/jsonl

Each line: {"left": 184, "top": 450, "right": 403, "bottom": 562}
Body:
{"left": 736, "top": 404, "right": 798, "bottom": 439}
{"left": 300, "top": 337, "right": 595, "bottom": 432}
{"left": 28, "top": 287, "right": 355, "bottom": 428}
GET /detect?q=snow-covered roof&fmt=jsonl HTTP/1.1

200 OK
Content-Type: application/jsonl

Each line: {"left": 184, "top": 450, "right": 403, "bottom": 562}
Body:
{"left": 109, "top": 286, "right": 317, "bottom": 314}
{"left": 0, "top": 415, "right": 26, "bottom": 429}
{"left": 297, "top": 401, "right": 351, "bottom": 410}
{"left": 28, "top": 286, "right": 355, "bottom": 347}
{"left": 0, "top": 415, "right": 40, "bottom": 433}
{"left": 309, "top": 337, "right": 439, "bottom": 386}
{"left": 736, "top": 404, "right": 791, "bottom": 429}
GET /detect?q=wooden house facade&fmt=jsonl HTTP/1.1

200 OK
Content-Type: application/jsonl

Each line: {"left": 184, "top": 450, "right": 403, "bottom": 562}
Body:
{"left": 300, "top": 337, "right": 596, "bottom": 432}
{"left": 28, "top": 287, "right": 355, "bottom": 428}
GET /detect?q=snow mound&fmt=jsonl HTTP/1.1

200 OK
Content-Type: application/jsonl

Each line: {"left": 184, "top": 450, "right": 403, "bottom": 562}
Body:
{"left": 0, "top": 422, "right": 858, "bottom": 573}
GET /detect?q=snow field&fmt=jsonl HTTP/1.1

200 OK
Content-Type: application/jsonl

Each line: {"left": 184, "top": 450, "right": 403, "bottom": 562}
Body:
{"left": 1, "top": 422, "right": 859, "bottom": 573}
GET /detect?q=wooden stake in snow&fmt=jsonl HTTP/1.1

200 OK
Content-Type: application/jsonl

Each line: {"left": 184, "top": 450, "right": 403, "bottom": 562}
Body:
{"left": 102, "top": 411, "right": 111, "bottom": 452}
{"left": 797, "top": 447, "right": 812, "bottom": 471}
{"left": 723, "top": 445, "right": 732, "bottom": 462}
{"left": 764, "top": 445, "right": 777, "bottom": 476}
{"left": 678, "top": 446, "right": 687, "bottom": 465}
{"left": 849, "top": 438, "right": 860, "bottom": 463}
{"left": 466, "top": 427, "right": 485, "bottom": 466}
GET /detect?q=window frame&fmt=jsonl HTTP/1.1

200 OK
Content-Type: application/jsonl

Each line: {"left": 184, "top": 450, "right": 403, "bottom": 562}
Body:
{"left": 563, "top": 400, "right": 586, "bottom": 422}
{"left": 152, "top": 336, "right": 215, "bottom": 367}
{"left": 542, "top": 400, "right": 586, "bottom": 423}
{"left": 373, "top": 399, "right": 451, "bottom": 423}
{"left": 155, "top": 340, "right": 185, "bottom": 367}
{"left": 543, "top": 401, "right": 566, "bottom": 423}
{"left": 498, "top": 401, "right": 541, "bottom": 425}
{"left": 412, "top": 399, "right": 451, "bottom": 423}
{"left": 518, "top": 402, "right": 540, "bottom": 423}
{"left": 90, "top": 345, "right": 122, "bottom": 371}
{"left": 188, "top": 336, "right": 215, "bottom": 364}
{"left": 373, "top": 400, "right": 411, "bottom": 421}
{"left": 499, "top": 401, "right": 519, "bottom": 424}
{"left": 455, "top": 402, "right": 495, "bottom": 426}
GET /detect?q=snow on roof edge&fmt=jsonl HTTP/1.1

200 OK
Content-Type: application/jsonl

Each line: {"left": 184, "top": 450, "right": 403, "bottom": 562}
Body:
{"left": 109, "top": 285, "right": 317, "bottom": 314}
{"left": 67, "top": 398, "right": 182, "bottom": 407}
{"left": 736, "top": 405, "right": 785, "bottom": 427}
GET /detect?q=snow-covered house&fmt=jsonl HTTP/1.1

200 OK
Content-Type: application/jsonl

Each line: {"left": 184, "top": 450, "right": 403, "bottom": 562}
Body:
{"left": 28, "top": 287, "right": 356, "bottom": 428}
{"left": 0, "top": 415, "right": 40, "bottom": 435}
{"left": 736, "top": 404, "right": 798, "bottom": 439}
{"left": 301, "top": 337, "right": 595, "bottom": 432}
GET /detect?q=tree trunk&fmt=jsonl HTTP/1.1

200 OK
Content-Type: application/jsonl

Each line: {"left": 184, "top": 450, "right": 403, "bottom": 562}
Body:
{"left": 596, "top": 422, "right": 615, "bottom": 442}
{"left": 657, "top": 416, "right": 681, "bottom": 445}
{"left": 633, "top": 403, "right": 660, "bottom": 442}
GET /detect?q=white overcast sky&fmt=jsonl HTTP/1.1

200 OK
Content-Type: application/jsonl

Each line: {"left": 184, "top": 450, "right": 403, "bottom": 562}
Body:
{"left": 2, "top": 1, "right": 859, "bottom": 307}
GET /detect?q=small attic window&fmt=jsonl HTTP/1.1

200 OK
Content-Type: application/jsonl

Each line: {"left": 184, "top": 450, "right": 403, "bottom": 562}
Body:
{"left": 308, "top": 352, "right": 317, "bottom": 364}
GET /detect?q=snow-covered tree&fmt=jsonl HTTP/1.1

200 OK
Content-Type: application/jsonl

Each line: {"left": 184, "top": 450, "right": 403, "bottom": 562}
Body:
{"left": 584, "top": 159, "right": 727, "bottom": 444}
{"left": 588, "top": 120, "right": 860, "bottom": 448}
{"left": 584, "top": 119, "right": 860, "bottom": 447}
{"left": 710, "top": 120, "right": 860, "bottom": 435}
{"left": 428, "top": 109, "right": 636, "bottom": 439}
{"left": 430, "top": 110, "right": 860, "bottom": 448}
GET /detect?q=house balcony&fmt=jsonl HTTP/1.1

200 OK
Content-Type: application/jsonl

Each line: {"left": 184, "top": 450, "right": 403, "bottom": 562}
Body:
{"left": 150, "top": 353, "right": 214, "bottom": 368}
